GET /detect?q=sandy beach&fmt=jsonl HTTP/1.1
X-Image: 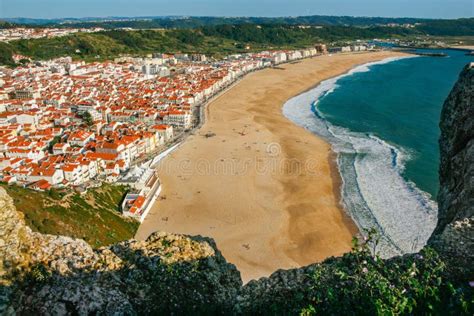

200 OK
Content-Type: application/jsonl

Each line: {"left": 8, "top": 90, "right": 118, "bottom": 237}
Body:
{"left": 136, "top": 51, "right": 406, "bottom": 282}
{"left": 450, "top": 45, "right": 474, "bottom": 50}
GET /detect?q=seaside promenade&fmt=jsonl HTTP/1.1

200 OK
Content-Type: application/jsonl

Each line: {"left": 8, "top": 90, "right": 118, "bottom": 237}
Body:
{"left": 136, "top": 51, "right": 406, "bottom": 282}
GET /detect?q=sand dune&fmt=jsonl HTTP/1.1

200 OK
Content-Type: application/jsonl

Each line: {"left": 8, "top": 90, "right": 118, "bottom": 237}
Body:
{"left": 136, "top": 51, "right": 406, "bottom": 282}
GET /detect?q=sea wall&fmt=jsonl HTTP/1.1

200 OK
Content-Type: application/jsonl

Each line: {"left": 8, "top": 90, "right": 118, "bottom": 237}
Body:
{"left": 0, "top": 64, "right": 473, "bottom": 314}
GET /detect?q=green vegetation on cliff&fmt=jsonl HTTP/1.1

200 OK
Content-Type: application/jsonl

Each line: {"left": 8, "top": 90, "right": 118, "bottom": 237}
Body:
{"left": 0, "top": 42, "right": 15, "bottom": 66}
{"left": 237, "top": 231, "right": 473, "bottom": 315}
{"left": 1, "top": 183, "right": 138, "bottom": 247}
{"left": 0, "top": 25, "right": 415, "bottom": 64}
{"left": 4, "top": 30, "right": 239, "bottom": 62}
{"left": 300, "top": 234, "right": 473, "bottom": 315}
{"left": 201, "top": 24, "right": 416, "bottom": 45}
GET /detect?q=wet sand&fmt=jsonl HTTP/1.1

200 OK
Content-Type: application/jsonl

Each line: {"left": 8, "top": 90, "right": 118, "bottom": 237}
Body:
{"left": 136, "top": 51, "right": 406, "bottom": 282}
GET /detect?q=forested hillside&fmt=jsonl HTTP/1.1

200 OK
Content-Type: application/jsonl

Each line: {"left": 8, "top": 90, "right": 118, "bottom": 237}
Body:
{"left": 3, "top": 15, "right": 473, "bottom": 37}
{"left": 0, "top": 17, "right": 473, "bottom": 66}
{"left": 0, "top": 25, "right": 416, "bottom": 65}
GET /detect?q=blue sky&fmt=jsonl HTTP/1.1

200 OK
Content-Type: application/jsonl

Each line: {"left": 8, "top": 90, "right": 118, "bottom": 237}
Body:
{"left": 0, "top": 0, "right": 472, "bottom": 19}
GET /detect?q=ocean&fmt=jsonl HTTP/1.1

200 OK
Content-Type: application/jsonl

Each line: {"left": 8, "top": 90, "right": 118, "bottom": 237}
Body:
{"left": 282, "top": 49, "right": 473, "bottom": 257}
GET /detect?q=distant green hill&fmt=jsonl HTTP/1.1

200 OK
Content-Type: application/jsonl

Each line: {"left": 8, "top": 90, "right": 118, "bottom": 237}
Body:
{"left": 417, "top": 18, "right": 474, "bottom": 36}
{"left": 3, "top": 15, "right": 473, "bottom": 37}
{"left": 0, "top": 15, "right": 435, "bottom": 28}
{"left": 0, "top": 18, "right": 473, "bottom": 66}
{"left": 2, "top": 29, "right": 242, "bottom": 63}
{"left": 0, "top": 25, "right": 416, "bottom": 65}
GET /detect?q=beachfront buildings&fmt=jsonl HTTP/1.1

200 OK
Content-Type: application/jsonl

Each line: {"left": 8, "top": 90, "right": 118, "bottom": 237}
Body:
{"left": 0, "top": 44, "right": 328, "bottom": 214}
{"left": 328, "top": 43, "right": 374, "bottom": 54}
{"left": 163, "top": 110, "right": 192, "bottom": 129}
{"left": 121, "top": 168, "right": 161, "bottom": 222}
{"left": 151, "top": 124, "right": 174, "bottom": 142}
{"left": 315, "top": 44, "right": 328, "bottom": 54}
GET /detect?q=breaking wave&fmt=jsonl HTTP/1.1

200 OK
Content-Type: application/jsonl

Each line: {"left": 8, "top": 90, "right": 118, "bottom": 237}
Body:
{"left": 282, "top": 56, "right": 438, "bottom": 257}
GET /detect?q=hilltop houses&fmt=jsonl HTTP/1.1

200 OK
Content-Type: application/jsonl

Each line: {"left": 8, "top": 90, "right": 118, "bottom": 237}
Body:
{"left": 0, "top": 27, "right": 105, "bottom": 42}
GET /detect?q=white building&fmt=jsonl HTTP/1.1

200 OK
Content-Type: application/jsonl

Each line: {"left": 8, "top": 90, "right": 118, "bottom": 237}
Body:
{"left": 6, "top": 149, "right": 45, "bottom": 161}
{"left": 27, "top": 168, "right": 64, "bottom": 186}
{"left": 52, "top": 143, "right": 70, "bottom": 155}
{"left": 163, "top": 110, "right": 192, "bottom": 129}
{"left": 152, "top": 124, "right": 174, "bottom": 142}
{"left": 68, "top": 131, "right": 94, "bottom": 147}
{"left": 272, "top": 52, "right": 287, "bottom": 64}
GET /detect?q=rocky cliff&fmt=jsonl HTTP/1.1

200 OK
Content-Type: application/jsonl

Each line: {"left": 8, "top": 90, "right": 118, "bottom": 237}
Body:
{"left": 428, "top": 63, "right": 474, "bottom": 278}
{"left": 0, "top": 64, "right": 473, "bottom": 314}
{"left": 0, "top": 189, "right": 242, "bottom": 314}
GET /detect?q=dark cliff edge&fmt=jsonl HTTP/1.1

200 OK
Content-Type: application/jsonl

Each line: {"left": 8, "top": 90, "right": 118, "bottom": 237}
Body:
{"left": 428, "top": 63, "right": 474, "bottom": 278}
{"left": 1, "top": 64, "right": 473, "bottom": 315}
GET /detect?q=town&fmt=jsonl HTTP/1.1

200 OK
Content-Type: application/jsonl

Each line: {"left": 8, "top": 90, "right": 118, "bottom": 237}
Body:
{"left": 0, "top": 42, "right": 379, "bottom": 221}
{"left": 0, "top": 27, "right": 105, "bottom": 42}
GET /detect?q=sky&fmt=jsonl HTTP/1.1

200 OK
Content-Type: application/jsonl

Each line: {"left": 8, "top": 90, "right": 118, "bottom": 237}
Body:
{"left": 0, "top": 0, "right": 473, "bottom": 19}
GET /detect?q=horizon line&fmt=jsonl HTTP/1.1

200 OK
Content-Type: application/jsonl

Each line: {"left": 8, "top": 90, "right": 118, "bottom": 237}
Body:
{"left": 2, "top": 14, "right": 472, "bottom": 22}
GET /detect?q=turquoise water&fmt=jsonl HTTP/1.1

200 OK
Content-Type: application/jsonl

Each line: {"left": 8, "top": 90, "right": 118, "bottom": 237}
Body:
{"left": 282, "top": 50, "right": 472, "bottom": 256}
{"left": 317, "top": 49, "right": 473, "bottom": 198}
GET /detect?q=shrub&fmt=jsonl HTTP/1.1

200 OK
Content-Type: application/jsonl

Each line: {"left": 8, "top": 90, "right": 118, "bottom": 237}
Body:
{"left": 301, "top": 229, "right": 473, "bottom": 315}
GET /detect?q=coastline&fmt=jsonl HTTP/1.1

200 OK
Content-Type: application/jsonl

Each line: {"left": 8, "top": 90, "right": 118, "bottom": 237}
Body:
{"left": 283, "top": 54, "right": 438, "bottom": 257}
{"left": 135, "top": 51, "right": 407, "bottom": 282}
{"left": 448, "top": 45, "right": 474, "bottom": 51}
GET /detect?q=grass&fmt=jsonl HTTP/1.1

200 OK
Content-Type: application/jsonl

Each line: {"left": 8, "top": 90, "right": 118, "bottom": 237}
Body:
{"left": 1, "top": 183, "right": 139, "bottom": 248}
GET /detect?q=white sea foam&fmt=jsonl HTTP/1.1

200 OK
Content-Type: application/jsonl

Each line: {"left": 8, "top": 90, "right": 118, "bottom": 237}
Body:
{"left": 282, "top": 56, "right": 437, "bottom": 257}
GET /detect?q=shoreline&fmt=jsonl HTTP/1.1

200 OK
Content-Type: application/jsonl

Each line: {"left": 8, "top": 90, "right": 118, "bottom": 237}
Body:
{"left": 282, "top": 54, "right": 438, "bottom": 257}
{"left": 136, "top": 51, "right": 407, "bottom": 282}
{"left": 328, "top": 149, "right": 356, "bottom": 235}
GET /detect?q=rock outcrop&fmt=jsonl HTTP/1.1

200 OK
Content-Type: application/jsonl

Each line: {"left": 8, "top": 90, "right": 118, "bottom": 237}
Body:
{"left": 428, "top": 63, "right": 474, "bottom": 278}
{"left": 0, "top": 64, "right": 473, "bottom": 314}
{"left": 0, "top": 187, "right": 242, "bottom": 314}
{"left": 0, "top": 187, "right": 31, "bottom": 286}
